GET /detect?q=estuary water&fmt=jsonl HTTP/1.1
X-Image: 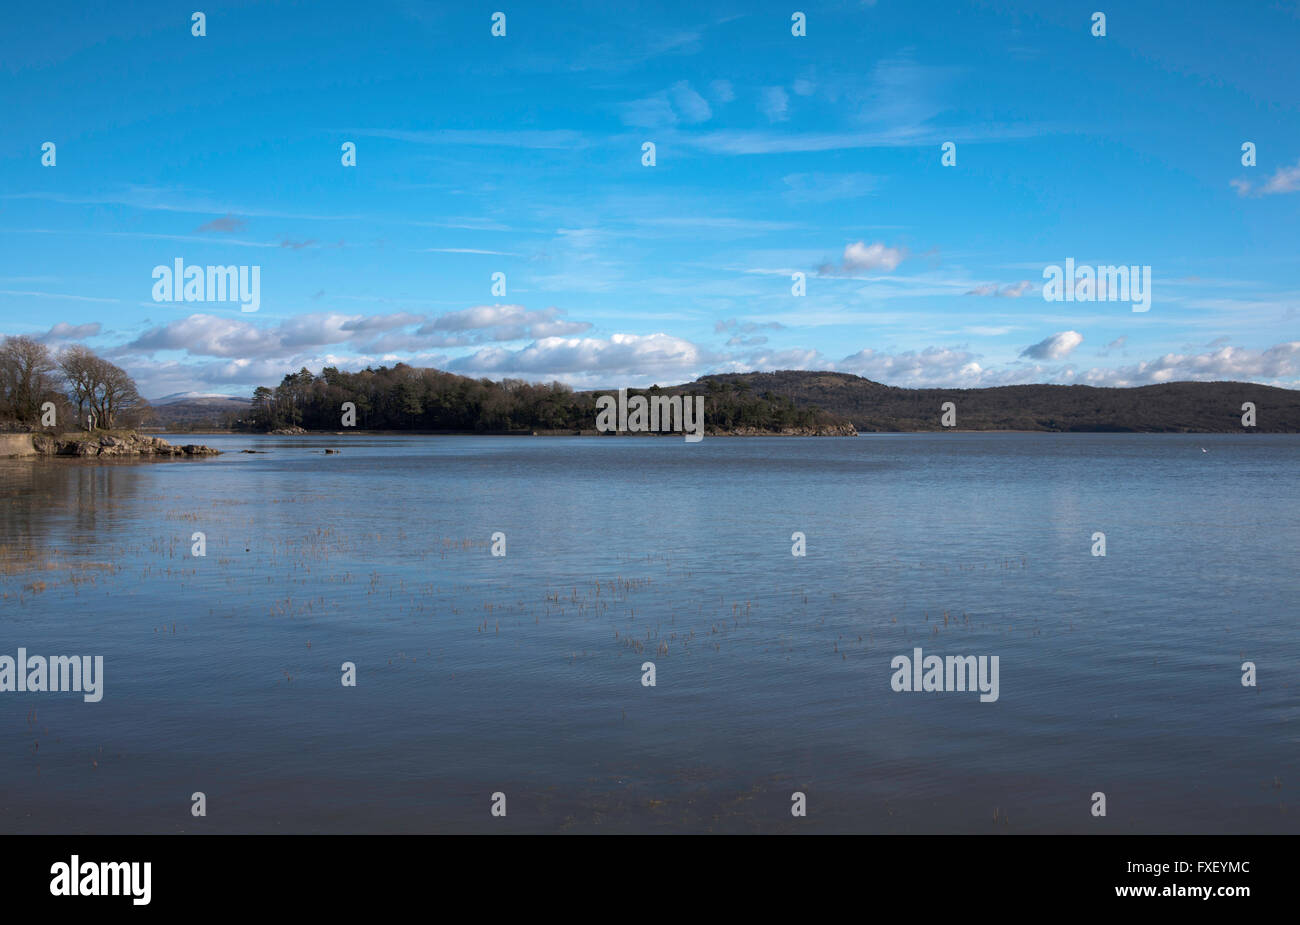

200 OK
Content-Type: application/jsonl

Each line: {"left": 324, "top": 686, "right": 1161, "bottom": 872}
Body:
{"left": 1, "top": 433, "right": 1296, "bottom": 833}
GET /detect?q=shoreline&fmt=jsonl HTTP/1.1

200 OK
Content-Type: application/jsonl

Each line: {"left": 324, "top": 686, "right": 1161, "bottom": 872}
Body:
{"left": 0, "top": 431, "right": 221, "bottom": 460}
{"left": 140, "top": 428, "right": 1278, "bottom": 437}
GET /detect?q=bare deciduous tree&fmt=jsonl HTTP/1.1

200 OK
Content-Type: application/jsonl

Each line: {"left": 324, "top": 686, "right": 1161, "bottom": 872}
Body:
{"left": 58, "top": 345, "right": 146, "bottom": 430}
{"left": 0, "top": 335, "right": 59, "bottom": 424}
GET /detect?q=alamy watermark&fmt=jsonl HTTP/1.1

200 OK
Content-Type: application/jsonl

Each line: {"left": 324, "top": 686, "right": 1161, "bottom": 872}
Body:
{"left": 50, "top": 856, "right": 150, "bottom": 905}
{"left": 890, "top": 647, "right": 999, "bottom": 702}
{"left": 595, "top": 387, "right": 704, "bottom": 443}
{"left": 0, "top": 648, "right": 103, "bottom": 702}
{"left": 1042, "top": 258, "right": 1150, "bottom": 312}
{"left": 152, "top": 258, "right": 260, "bottom": 312}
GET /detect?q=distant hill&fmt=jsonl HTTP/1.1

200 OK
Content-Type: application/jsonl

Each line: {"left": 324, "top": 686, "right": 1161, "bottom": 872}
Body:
{"left": 146, "top": 394, "right": 250, "bottom": 431}
{"left": 685, "top": 371, "right": 1300, "bottom": 433}
{"left": 151, "top": 391, "right": 247, "bottom": 405}
{"left": 225, "top": 365, "right": 1299, "bottom": 434}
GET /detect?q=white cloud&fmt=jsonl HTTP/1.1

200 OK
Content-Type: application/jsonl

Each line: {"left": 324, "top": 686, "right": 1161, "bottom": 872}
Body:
{"left": 339, "top": 313, "right": 425, "bottom": 334}
{"left": 820, "top": 240, "right": 907, "bottom": 275}
{"left": 422, "top": 304, "right": 590, "bottom": 340}
{"left": 1021, "top": 331, "right": 1084, "bottom": 360}
{"left": 450, "top": 332, "right": 708, "bottom": 382}
{"left": 838, "top": 346, "right": 983, "bottom": 386}
{"left": 129, "top": 313, "right": 288, "bottom": 358}
{"left": 125, "top": 305, "right": 591, "bottom": 361}
{"left": 39, "top": 321, "right": 102, "bottom": 343}
{"left": 1079, "top": 342, "right": 1300, "bottom": 386}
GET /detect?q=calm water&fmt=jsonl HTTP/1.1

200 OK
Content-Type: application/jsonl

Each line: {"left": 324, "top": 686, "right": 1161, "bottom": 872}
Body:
{"left": 1, "top": 434, "right": 1296, "bottom": 833}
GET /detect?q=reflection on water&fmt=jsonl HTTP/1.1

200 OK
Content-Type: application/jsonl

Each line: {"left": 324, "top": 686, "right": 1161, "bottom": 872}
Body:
{"left": 1, "top": 433, "right": 1297, "bottom": 833}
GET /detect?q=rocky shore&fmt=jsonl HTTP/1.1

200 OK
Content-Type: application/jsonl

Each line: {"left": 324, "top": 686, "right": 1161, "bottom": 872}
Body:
{"left": 717, "top": 423, "right": 859, "bottom": 436}
{"left": 0, "top": 431, "right": 220, "bottom": 459}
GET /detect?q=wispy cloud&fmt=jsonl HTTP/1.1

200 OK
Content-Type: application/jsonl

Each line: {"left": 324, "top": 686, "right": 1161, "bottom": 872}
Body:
{"left": 0, "top": 289, "right": 120, "bottom": 303}
{"left": 352, "top": 128, "right": 590, "bottom": 150}
{"left": 1231, "top": 158, "right": 1300, "bottom": 196}
{"left": 670, "top": 81, "right": 712, "bottom": 123}
{"left": 196, "top": 214, "right": 247, "bottom": 233}
{"left": 966, "top": 280, "right": 1033, "bottom": 297}
{"left": 782, "top": 172, "right": 879, "bottom": 202}
{"left": 759, "top": 87, "right": 790, "bottom": 123}
{"left": 422, "top": 247, "right": 522, "bottom": 256}
{"left": 708, "top": 79, "right": 735, "bottom": 103}
{"left": 674, "top": 122, "right": 1041, "bottom": 156}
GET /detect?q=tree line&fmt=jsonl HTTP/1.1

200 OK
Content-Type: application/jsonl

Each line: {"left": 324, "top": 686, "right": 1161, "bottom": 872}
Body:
{"left": 0, "top": 336, "right": 148, "bottom": 431}
{"left": 243, "top": 363, "right": 844, "bottom": 433}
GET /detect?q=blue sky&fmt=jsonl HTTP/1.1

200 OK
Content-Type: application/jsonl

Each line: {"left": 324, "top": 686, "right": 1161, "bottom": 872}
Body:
{"left": 2, "top": 0, "right": 1298, "bottom": 398}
